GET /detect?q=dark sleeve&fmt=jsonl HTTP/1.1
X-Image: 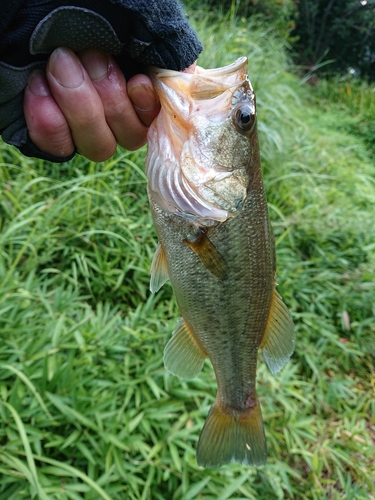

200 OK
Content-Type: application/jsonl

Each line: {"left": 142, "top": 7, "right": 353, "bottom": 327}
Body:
{"left": 0, "top": 0, "right": 203, "bottom": 162}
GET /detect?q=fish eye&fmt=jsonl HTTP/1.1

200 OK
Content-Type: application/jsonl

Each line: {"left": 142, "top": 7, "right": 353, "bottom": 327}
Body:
{"left": 233, "top": 104, "right": 256, "bottom": 133}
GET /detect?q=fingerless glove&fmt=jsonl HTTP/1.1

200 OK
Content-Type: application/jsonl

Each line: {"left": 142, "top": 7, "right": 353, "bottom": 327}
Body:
{"left": 0, "top": 0, "right": 203, "bottom": 161}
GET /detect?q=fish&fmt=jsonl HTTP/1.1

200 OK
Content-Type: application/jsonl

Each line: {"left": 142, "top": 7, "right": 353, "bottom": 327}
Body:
{"left": 145, "top": 57, "right": 295, "bottom": 468}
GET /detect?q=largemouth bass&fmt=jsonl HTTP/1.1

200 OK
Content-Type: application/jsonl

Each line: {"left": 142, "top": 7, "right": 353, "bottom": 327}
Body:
{"left": 145, "top": 57, "right": 295, "bottom": 468}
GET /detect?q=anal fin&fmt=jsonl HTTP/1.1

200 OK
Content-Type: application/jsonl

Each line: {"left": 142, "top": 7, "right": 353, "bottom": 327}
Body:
{"left": 184, "top": 229, "right": 227, "bottom": 279}
{"left": 164, "top": 318, "right": 206, "bottom": 379}
{"left": 150, "top": 242, "right": 169, "bottom": 293}
{"left": 260, "top": 290, "right": 295, "bottom": 374}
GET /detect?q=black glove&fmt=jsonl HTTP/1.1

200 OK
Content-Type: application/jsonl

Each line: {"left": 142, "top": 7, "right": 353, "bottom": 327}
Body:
{"left": 0, "top": 0, "right": 203, "bottom": 162}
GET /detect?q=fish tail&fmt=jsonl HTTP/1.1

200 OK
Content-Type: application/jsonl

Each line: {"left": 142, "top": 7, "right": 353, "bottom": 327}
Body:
{"left": 196, "top": 398, "right": 267, "bottom": 468}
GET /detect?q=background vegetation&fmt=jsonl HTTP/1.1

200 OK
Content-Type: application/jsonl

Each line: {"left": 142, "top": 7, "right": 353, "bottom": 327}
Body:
{"left": 0, "top": 5, "right": 374, "bottom": 500}
{"left": 292, "top": 0, "right": 375, "bottom": 79}
{"left": 201, "top": 0, "right": 375, "bottom": 79}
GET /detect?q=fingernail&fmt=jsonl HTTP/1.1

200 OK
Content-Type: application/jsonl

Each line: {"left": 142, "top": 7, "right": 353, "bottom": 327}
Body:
{"left": 27, "top": 70, "right": 51, "bottom": 96}
{"left": 79, "top": 50, "right": 108, "bottom": 81}
{"left": 128, "top": 83, "right": 158, "bottom": 112}
{"left": 48, "top": 47, "right": 84, "bottom": 88}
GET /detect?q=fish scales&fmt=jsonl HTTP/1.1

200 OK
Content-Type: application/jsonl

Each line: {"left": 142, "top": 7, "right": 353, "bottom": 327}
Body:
{"left": 151, "top": 183, "right": 273, "bottom": 406}
{"left": 146, "top": 57, "right": 295, "bottom": 468}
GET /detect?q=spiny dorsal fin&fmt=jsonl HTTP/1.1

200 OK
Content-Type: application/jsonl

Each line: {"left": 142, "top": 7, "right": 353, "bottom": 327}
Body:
{"left": 150, "top": 242, "right": 169, "bottom": 293}
{"left": 184, "top": 229, "right": 227, "bottom": 279}
{"left": 260, "top": 290, "right": 295, "bottom": 374}
{"left": 164, "top": 318, "right": 206, "bottom": 379}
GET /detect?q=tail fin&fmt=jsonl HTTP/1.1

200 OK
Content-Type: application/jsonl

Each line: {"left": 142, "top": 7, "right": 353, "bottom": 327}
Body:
{"left": 196, "top": 400, "right": 267, "bottom": 468}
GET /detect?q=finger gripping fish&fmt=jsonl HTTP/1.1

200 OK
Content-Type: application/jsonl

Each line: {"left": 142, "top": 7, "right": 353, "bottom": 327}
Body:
{"left": 146, "top": 57, "right": 295, "bottom": 468}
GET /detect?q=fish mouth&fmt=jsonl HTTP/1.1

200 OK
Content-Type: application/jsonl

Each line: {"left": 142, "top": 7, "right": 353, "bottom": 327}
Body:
{"left": 195, "top": 56, "right": 248, "bottom": 77}
{"left": 150, "top": 56, "right": 248, "bottom": 79}
{"left": 149, "top": 57, "right": 249, "bottom": 103}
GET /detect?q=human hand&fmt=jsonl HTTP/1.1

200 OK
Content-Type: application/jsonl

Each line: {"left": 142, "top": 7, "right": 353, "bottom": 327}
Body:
{"left": 24, "top": 47, "right": 160, "bottom": 162}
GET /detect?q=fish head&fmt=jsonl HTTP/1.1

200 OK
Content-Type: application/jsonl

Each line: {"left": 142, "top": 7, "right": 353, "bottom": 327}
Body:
{"left": 146, "top": 57, "right": 260, "bottom": 224}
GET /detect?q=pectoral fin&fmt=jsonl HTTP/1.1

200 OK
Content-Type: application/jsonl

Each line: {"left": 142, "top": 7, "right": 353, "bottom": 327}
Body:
{"left": 184, "top": 229, "right": 227, "bottom": 279}
{"left": 260, "top": 290, "right": 295, "bottom": 374}
{"left": 164, "top": 318, "right": 206, "bottom": 379}
{"left": 150, "top": 242, "right": 169, "bottom": 293}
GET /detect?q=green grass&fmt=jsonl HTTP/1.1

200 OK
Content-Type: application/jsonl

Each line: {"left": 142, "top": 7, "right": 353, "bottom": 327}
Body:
{"left": 0, "top": 8, "right": 374, "bottom": 500}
